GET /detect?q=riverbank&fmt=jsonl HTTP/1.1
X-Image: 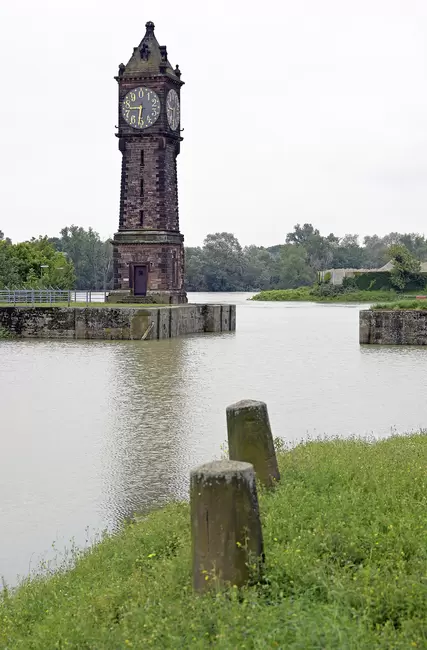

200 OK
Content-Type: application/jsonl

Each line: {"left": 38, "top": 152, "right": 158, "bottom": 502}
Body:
{"left": 371, "top": 299, "right": 427, "bottom": 310}
{"left": 2, "top": 435, "right": 427, "bottom": 649}
{"left": 251, "top": 287, "right": 416, "bottom": 303}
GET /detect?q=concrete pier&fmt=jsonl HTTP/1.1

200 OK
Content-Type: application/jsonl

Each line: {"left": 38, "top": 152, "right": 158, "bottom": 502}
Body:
{"left": 360, "top": 309, "right": 427, "bottom": 345}
{"left": 0, "top": 304, "right": 236, "bottom": 340}
{"left": 190, "top": 460, "right": 263, "bottom": 591}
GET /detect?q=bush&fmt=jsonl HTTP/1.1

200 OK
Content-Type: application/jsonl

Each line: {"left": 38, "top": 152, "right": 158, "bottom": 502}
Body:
{"left": 311, "top": 283, "right": 345, "bottom": 297}
{"left": 353, "top": 271, "right": 427, "bottom": 292}
{"left": 342, "top": 276, "right": 358, "bottom": 290}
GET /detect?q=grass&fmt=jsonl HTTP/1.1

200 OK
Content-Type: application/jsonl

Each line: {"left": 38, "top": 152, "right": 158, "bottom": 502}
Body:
{"left": 372, "top": 300, "right": 427, "bottom": 311}
{"left": 251, "top": 287, "right": 403, "bottom": 303}
{"left": 2, "top": 435, "right": 427, "bottom": 648}
{"left": 0, "top": 302, "right": 169, "bottom": 309}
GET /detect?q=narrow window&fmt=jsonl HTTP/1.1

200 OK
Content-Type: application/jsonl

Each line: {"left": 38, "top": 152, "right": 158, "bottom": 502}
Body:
{"left": 141, "top": 150, "right": 144, "bottom": 166}
{"left": 140, "top": 210, "right": 144, "bottom": 226}
{"left": 140, "top": 179, "right": 144, "bottom": 197}
{"left": 172, "top": 258, "right": 178, "bottom": 287}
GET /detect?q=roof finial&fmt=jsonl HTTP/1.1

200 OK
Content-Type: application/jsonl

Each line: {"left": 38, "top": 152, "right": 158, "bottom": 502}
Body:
{"left": 145, "top": 21, "right": 155, "bottom": 36}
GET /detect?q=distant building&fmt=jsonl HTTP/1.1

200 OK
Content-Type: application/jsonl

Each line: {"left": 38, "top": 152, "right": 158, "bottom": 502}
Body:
{"left": 320, "top": 261, "right": 427, "bottom": 285}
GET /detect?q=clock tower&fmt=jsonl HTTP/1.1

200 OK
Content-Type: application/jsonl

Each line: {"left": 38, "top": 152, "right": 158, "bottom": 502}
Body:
{"left": 110, "top": 21, "right": 187, "bottom": 304}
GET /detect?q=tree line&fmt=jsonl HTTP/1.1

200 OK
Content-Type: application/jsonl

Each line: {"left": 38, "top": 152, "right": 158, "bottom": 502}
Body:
{"left": 185, "top": 226, "right": 427, "bottom": 291}
{"left": 1, "top": 224, "right": 427, "bottom": 291}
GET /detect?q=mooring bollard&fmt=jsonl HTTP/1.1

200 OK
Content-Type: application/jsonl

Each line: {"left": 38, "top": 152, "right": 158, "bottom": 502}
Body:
{"left": 226, "top": 400, "right": 280, "bottom": 488}
{"left": 190, "top": 460, "right": 263, "bottom": 592}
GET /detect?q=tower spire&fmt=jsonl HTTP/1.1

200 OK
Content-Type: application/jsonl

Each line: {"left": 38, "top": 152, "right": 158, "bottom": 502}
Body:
{"left": 119, "top": 20, "right": 181, "bottom": 79}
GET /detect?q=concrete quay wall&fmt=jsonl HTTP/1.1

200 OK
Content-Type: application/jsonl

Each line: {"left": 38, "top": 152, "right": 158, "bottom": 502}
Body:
{"left": 0, "top": 304, "right": 236, "bottom": 340}
{"left": 360, "top": 309, "right": 427, "bottom": 345}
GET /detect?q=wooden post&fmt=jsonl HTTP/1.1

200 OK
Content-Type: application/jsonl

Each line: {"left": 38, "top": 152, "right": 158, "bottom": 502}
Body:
{"left": 190, "top": 460, "right": 263, "bottom": 592}
{"left": 226, "top": 400, "right": 280, "bottom": 488}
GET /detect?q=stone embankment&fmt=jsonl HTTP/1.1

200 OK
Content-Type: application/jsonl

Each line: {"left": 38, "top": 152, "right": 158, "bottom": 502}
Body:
{"left": 360, "top": 309, "right": 427, "bottom": 345}
{"left": 0, "top": 304, "right": 236, "bottom": 340}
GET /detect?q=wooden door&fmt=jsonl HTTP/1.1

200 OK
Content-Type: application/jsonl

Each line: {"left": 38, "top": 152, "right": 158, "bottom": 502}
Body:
{"left": 133, "top": 265, "right": 148, "bottom": 296}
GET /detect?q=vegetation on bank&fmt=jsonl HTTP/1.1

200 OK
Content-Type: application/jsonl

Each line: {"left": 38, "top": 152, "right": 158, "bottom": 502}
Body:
{"left": 2, "top": 435, "right": 427, "bottom": 649}
{"left": 251, "top": 287, "right": 404, "bottom": 302}
{"left": 371, "top": 300, "right": 427, "bottom": 311}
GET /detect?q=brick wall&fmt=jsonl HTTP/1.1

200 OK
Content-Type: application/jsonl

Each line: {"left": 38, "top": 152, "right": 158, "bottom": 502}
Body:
{"left": 113, "top": 242, "right": 185, "bottom": 292}
{"left": 114, "top": 75, "right": 184, "bottom": 295}
{"left": 119, "top": 136, "right": 178, "bottom": 232}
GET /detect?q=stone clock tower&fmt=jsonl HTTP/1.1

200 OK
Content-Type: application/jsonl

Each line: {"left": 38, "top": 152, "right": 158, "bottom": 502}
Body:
{"left": 110, "top": 21, "right": 187, "bottom": 304}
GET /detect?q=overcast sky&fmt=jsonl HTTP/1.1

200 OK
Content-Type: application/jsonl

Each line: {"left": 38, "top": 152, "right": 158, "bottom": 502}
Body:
{"left": 1, "top": 0, "right": 427, "bottom": 247}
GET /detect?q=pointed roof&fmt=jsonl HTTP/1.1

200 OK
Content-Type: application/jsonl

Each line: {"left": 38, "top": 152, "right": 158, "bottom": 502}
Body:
{"left": 120, "top": 21, "right": 181, "bottom": 81}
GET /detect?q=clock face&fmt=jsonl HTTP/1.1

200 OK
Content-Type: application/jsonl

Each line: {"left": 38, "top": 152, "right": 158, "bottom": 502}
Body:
{"left": 166, "top": 89, "right": 180, "bottom": 131}
{"left": 121, "top": 87, "right": 160, "bottom": 130}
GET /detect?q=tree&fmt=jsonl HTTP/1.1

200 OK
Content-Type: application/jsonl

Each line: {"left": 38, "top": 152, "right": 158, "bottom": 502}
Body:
{"left": 0, "top": 237, "right": 75, "bottom": 289}
{"left": 399, "top": 233, "right": 427, "bottom": 261}
{"left": 50, "top": 226, "right": 113, "bottom": 290}
{"left": 331, "top": 234, "right": 366, "bottom": 268}
{"left": 185, "top": 247, "right": 208, "bottom": 291}
{"left": 286, "top": 223, "right": 334, "bottom": 270}
{"left": 387, "top": 244, "right": 422, "bottom": 290}
{"left": 0, "top": 230, "right": 12, "bottom": 245}
{"left": 202, "top": 233, "right": 245, "bottom": 291}
{"left": 278, "top": 245, "right": 315, "bottom": 288}
{"left": 241, "top": 246, "right": 279, "bottom": 291}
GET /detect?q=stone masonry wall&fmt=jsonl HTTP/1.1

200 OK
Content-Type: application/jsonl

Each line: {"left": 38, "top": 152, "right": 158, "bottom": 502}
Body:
{"left": 0, "top": 305, "right": 236, "bottom": 341}
{"left": 360, "top": 309, "right": 427, "bottom": 345}
{"left": 119, "top": 137, "right": 178, "bottom": 232}
{"left": 113, "top": 242, "right": 184, "bottom": 292}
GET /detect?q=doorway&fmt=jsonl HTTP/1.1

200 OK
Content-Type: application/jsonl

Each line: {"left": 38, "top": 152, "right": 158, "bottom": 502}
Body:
{"left": 133, "top": 265, "right": 148, "bottom": 296}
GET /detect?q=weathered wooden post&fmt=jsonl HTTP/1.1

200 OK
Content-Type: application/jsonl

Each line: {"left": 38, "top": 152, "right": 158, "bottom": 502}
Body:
{"left": 226, "top": 400, "right": 280, "bottom": 488}
{"left": 190, "top": 460, "right": 263, "bottom": 592}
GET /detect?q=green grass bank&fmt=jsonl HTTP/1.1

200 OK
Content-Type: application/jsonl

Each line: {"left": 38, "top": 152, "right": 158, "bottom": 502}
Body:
{"left": 371, "top": 299, "right": 427, "bottom": 311}
{"left": 251, "top": 287, "right": 424, "bottom": 303}
{"left": 2, "top": 435, "right": 427, "bottom": 649}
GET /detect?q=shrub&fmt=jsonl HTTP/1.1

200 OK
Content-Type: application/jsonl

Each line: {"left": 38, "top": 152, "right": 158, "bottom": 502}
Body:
{"left": 342, "top": 276, "right": 358, "bottom": 290}
{"left": 311, "top": 283, "right": 345, "bottom": 297}
{"left": 353, "top": 271, "right": 427, "bottom": 292}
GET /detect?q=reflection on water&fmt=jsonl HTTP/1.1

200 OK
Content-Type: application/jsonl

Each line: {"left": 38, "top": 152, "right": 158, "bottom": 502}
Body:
{"left": 1, "top": 293, "right": 427, "bottom": 585}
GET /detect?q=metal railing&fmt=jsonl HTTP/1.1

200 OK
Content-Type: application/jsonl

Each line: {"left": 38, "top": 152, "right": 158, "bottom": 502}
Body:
{"left": 0, "top": 289, "right": 107, "bottom": 305}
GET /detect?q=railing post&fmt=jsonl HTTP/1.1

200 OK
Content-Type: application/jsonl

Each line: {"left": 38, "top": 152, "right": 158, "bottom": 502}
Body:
{"left": 226, "top": 400, "right": 280, "bottom": 488}
{"left": 190, "top": 460, "right": 263, "bottom": 592}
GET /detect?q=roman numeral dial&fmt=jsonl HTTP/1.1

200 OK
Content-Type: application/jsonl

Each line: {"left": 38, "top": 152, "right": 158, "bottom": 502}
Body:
{"left": 121, "top": 87, "right": 160, "bottom": 130}
{"left": 166, "top": 89, "right": 180, "bottom": 131}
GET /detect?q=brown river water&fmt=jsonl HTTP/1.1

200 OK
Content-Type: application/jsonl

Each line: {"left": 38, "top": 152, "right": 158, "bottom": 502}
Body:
{"left": 1, "top": 293, "right": 427, "bottom": 586}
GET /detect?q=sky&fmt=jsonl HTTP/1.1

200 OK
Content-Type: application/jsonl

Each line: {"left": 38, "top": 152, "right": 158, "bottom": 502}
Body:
{"left": 1, "top": 0, "right": 427, "bottom": 247}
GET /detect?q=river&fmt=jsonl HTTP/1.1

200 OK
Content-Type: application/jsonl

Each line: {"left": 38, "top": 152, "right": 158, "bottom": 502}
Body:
{"left": 1, "top": 293, "right": 427, "bottom": 586}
